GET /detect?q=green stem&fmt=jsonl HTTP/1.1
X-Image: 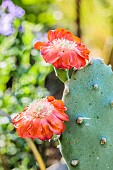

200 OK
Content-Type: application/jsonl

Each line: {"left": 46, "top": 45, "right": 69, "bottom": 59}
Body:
{"left": 25, "top": 138, "right": 46, "bottom": 170}
{"left": 54, "top": 67, "right": 69, "bottom": 83}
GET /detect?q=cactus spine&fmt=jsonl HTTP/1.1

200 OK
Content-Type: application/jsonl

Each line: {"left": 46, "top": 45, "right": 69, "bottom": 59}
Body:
{"left": 60, "top": 59, "right": 113, "bottom": 170}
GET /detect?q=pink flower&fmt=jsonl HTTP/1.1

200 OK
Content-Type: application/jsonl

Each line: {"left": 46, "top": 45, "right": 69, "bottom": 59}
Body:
{"left": 34, "top": 28, "right": 90, "bottom": 69}
{"left": 12, "top": 96, "right": 69, "bottom": 141}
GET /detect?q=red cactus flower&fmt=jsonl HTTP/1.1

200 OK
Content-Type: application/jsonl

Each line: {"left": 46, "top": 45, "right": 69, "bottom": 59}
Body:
{"left": 34, "top": 28, "right": 90, "bottom": 69}
{"left": 12, "top": 96, "right": 69, "bottom": 141}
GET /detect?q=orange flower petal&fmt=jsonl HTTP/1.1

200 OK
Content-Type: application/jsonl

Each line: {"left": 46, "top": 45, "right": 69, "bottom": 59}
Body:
{"left": 23, "top": 106, "right": 29, "bottom": 112}
{"left": 29, "top": 118, "right": 40, "bottom": 137}
{"left": 17, "top": 120, "right": 31, "bottom": 138}
{"left": 46, "top": 114, "right": 66, "bottom": 135}
{"left": 34, "top": 42, "right": 46, "bottom": 50}
{"left": 76, "top": 44, "right": 90, "bottom": 60}
{"left": 51, "top": 100, "right": 66, "bottom": 111}
{"left": 52, "top": 58, "right": 64, "bottom": 69}
{"left": 34, "top": 28, "right": 90, "bottom": 70}
{"left": 53, "top": 109, "right": 69, "bottom": 121}
{"left": 48, "top": 28, "right": 75, "bottom": 42}
{"left": 74, "top": 36, "right": 82, "bottom": 43}
{"left": 41, "top": 119, "right": 53, "bottom": 140}
{"left": 55, "top": 28, "right": 75, "bottom": 41}
{"left": 60, "top": 52, "right": 72, "bottom": 69}
{"left": 12, "top": 96, "right": 69, "bottom": 140}
{"left": 47, "top": 96, "right": 55, "bottom": 102}
{"left": 48, "top": 30, "right": 56, "bottom": 41}
{"left": 12, "top": 113, "right": 23, "bottom": 128}
{"left": 73, "top": 54, "right": 86, "bottom": 69}
{"left": 41, "top": 47, "right": 60, "bottom": 63}
{"left": 35, "top": 119, "right": 46, "bottom": 140}
{"left": 17, "top": 127, "right": 28, "bottom": 138}
{"left": 54, "top": 28, "right": 67, "bottom": 39}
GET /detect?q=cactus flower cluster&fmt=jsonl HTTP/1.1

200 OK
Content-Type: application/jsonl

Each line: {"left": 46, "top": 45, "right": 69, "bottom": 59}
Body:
{"left": 13, "top": 28, "right": 90, "bottom": 142}
{"left": 12, "top": 28, "right": 113, "bottom": 170}
{"left": 34, "top": 28, "right": 90, "bottom": 69}
{"left": 12, "top": 96, "right": 69, "bottom": 140}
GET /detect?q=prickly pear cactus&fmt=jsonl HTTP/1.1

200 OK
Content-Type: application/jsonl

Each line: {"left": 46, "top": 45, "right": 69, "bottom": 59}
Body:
{"left": 60, "top": 59, "right": 113, "bottom": 170}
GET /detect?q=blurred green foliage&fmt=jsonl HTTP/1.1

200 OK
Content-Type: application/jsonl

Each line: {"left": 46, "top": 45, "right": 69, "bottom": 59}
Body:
{"left": 0, "top": 0, "right": 54, "bottom": 169}
{"left": 0, "top": 19, "right": 52, "bottom": 112}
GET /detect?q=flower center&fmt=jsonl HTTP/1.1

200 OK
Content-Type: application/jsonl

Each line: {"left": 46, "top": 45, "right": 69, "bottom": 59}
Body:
{"left": 26, "top": 99, "right": 54, "bottom": 118}
{"left": 52, "top": 38, "right": 77, "bottom": 50}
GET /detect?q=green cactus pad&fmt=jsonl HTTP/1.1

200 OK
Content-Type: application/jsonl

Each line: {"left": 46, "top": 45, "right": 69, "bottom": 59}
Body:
{"left": 60, "top": 59, "right": 113, "bottom": 170}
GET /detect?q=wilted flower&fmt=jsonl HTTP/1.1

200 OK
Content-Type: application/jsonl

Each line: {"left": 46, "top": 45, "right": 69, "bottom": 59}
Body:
{"left": 12, "top": 96, "right": 69, "bottom": 141}
{"left": 34, "top": 28, "right": 90, "bottom": 69}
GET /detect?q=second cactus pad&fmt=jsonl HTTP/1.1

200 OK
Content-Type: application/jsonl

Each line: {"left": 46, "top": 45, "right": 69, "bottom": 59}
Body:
{"left": 60, "top": 59, "right": 113, "bottom": 170}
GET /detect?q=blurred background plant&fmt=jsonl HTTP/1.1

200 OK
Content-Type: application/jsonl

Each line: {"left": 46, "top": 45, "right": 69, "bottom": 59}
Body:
{"left": 0, "top": 0, "right": 113, "bottom": 169}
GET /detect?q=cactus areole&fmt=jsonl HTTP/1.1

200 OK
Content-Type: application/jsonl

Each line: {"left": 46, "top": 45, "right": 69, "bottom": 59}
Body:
{"left": 60, "top": 59, "right": 113, "bottom": 170}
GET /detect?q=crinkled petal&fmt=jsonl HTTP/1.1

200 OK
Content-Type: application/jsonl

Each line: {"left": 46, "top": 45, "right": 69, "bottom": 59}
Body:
{"left": 53, "top": 58, "right": 66, "bottom": 69}
{"left": 53, "top": 109, "right": 69, "bottom": 121}
{"left": 55, "top": 28, "right": 75, "bottom": 41}
{"left": 12, "top": 112, "right": 26, "bottom": 128}
{"left": 73, "top": 54, "right": 86, "bottom": 69}
{"left": 17, "top": 127, "right": 29, "bottom": 138}
{"left": 41, "top": 119, "right": 53, "bottom": 140}
{"left": 48, "top": 30, "right": 56, "bottom": 41}
{"left": 17, "top": 120, "right": 32, "bottom": 138}
{"left": 46, "top": 114, "right": 66, "bottom": 135}
{"left": 60, "top": 52, "right": 72, "bottom": 69}
{"left": 34, "top": 28, "right": 90, "bottom": 70}
{"left": 68, "top": 52, "right": 77, "bottom": 66}
{"left": 30, "top": 118, "right": 47, "bottom": 140}
{"left": 12, "top": 96, "right": 69, "bottom": 140}
{"left": 76, "top": 55, "right": 86, "bottom": 68}
{"left": 74, "top": 36, "right": 81, "bottom": 43}
{"left": 47, "top": 96, "right": 55, "bottom": 102}
{"left": 62, "top": 51, "right": 86, "bottom": 69}
{"left": 29, "top": 118, "right": 40, "bottom": 138}
{"left": 41, "top": 46, "right": 60, "bottom": 63}
{"left": 51, "top": 100, "right": 67, "bottom": 111}
{"left": 48, "top": 28, "right": 75, "bottom": 42}
{"left": 34, "top": 42, "right": 46, "bottom": 50}
{"left": 12, "top": 112, "right": 23, "bottom": 123}
{"left": 76, "top": 44, "right": 90, "bottom": 60}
